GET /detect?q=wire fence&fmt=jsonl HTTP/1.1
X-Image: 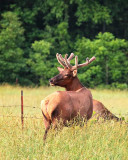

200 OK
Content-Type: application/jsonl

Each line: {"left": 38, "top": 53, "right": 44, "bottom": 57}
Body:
{"left": 1, "top": 89, "right": 126, "bottom": 132}
{"left": 0, "top": 104, "right": 128, "bottom": 117}
{"left": 0, "top": 115, "right": 42, "bottom": 119}
{"left": 0, "top": 103, "right": 128, "bottom": 130}
{"left": 0, "top": 104, "right": 42, "bottom": 120}
{"left": 0, "top": 89, "right": 128, "bottom": 124}
{"left": 0, "top": 104, "right": 43, "bottom": 129}
{"left": 0, "top": 105, "right": 40, "bottom": 108}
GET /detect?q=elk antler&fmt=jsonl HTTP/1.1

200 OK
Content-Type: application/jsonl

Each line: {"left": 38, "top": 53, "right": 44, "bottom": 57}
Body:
{"left": 68, "top": 53, "right": 74, "bottom": 61}
{"left": 56, "top": 53, "right": 67, "bottom": 68}
{"left": 64, "top": 54, "right": 72, "bottom": 69}
{"left": 56, "top": 53, "right": 78, "bottom": 70}
{"left": 64, "top": 54, "right": 96, "bottom": 70}
{"left": 77, "top": 56, "right": 96, "bottom": 68}
{"left": 56, "top": 53, "right": 75, "bottom": 68}
{"left": 56, "top": 53, "right": 96, "bottom": 70}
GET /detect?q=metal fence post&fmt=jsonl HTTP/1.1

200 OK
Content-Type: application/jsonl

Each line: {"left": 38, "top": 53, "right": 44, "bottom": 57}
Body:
{"left": 21, "top": 90, "right": 24, "bottom": 129}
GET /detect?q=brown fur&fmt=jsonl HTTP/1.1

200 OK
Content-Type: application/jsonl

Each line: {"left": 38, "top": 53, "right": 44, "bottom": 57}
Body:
{"left": 42, "top": 54, "right": 119, "bottom": 140}
{"left": 92, "top": 99, "right": 119, "bottom": 120}
{"left": 41, "top": 87, "right": 93, "bottom": 140}
{"left": 50, "top": 67, "right": 119, "bottom": 121}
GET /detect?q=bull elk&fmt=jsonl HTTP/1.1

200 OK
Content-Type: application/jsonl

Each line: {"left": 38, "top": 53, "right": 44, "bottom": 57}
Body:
{"left": 41, "top": 54, "right": 95, "bottom": 140}
{"left": 50, "top": 53, "right": 119, "bottom": 121}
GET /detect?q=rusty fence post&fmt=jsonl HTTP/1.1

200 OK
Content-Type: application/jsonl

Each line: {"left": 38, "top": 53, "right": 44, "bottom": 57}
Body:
{"left": 21, "top": 90, "right": 24, "bottom": 129}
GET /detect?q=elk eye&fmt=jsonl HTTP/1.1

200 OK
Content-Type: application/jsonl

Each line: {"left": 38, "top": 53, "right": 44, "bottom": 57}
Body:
{"left": 65, "top": 74, "right": 71, "bottom": 78}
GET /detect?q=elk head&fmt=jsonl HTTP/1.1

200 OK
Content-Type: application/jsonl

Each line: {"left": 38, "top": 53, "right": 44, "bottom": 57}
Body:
{"left": 49, "top": 53, "right": 96, "bottom": 87}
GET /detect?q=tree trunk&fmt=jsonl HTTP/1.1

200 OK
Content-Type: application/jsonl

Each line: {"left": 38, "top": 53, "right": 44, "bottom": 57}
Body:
{"left": 105, "top": 58, "right": 108, "bottom": 85}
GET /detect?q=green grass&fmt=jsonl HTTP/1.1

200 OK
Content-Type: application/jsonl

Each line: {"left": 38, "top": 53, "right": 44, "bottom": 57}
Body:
{"left": 0, "top": 84, "right": 128, "bottom": 160}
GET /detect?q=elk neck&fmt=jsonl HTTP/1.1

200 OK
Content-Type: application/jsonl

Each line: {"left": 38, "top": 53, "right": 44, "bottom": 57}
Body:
{"left": 65, "top": 76, "right": 84, "bottom": 91}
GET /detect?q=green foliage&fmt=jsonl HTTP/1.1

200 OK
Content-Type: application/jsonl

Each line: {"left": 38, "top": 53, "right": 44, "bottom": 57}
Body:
{"left": 32, "top": 40, "right": 51, "bottom": 56}
{"left": 0, "top": 1, "right": 128, "bottom": 88}
{"left": 54, "top": 22, "right": 72, "bottom": 53}
{"left": 111, "top": 82, "right": 128, "bottom": 90}
{"left": 75, "top": 0, "right": 112, "bottom": 25}
{"left": 78, "top": 65, "right": 102, "bottom": 88}
{"left": 75, "top": 32, "right": 128, "bottom": 87}
{"left": 42, "top": 0, "right": 69, "bottom": 22}
{"left": 0, "top": 11, "right": 25, "bottom": 83}
{"left": 28, "top": 40, "right": 57, "bottom": 85}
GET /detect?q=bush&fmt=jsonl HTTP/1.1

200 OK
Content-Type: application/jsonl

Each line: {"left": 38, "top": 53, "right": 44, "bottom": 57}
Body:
{"left": 111, "top": 82, "right": 128, "bottom": 90}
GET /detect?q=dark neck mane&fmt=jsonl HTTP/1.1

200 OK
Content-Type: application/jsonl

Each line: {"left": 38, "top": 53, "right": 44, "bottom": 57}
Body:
{"left": 65, "top": 77, "right": 84, "bottom": 91}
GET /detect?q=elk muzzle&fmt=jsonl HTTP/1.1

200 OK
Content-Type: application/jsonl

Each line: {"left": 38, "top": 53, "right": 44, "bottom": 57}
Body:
{"left": 49, "top": 74, "right": 64, "bottom": 86}
{"left": 49, "top": 79, "right": 54, "bottom": 86}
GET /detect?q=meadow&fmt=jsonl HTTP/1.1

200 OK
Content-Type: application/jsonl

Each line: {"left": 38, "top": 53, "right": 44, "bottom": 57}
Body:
{"left": 0, "top": 85, "right": 128, "bottom": 160}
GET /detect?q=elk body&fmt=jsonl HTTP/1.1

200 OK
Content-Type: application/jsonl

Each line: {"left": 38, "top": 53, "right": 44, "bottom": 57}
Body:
{"left": 41, "top": 54, "right": 95, "bottom": 140}
{"left": 92, "top": 100, "right": 119, "bottom": 120}
{"left": 50, "top": 53, "right": 119, "bottom": 121}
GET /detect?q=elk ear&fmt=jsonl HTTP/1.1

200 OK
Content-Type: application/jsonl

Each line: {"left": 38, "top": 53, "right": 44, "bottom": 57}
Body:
{"left": 57, "top": 67, "right": 64, "bottom": 72}
{"left": 73, "top": 70, "right": 77, "bottom": 77}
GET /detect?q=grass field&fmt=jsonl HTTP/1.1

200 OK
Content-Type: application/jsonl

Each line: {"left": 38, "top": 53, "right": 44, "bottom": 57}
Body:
{"left": 0, "top": 85, "right": 128, "bottom": 160}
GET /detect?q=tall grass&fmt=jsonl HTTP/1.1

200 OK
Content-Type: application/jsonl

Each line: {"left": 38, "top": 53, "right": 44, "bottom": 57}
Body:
{"left": 0, "top": 84, "right": 128, "bottom": 160}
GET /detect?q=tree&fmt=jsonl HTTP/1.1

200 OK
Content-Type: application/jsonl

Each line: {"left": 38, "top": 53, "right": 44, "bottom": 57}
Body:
{"left": 75, "top": 32, "right": 128, "bottom": 87}
{"left": 28, "top": 40, "right": 56, "bottom": 85}
{"left": 0, "top": 0, "right": 128, "bottom": 87}
{"left": 0, "top": 11, "right": 25, "bottom": 84}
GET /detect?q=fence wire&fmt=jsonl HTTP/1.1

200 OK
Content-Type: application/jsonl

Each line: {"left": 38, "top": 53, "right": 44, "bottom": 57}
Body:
{"left": 0, "top": 114, "right": 42, "bottom": 119}
{"left": 0, "top": 105, "right": 40, "bottom": 109}
{"left": 0, "top": 104, "right": 42, "bottom": 120}
{"left": 0, "top": 105, "right": 128, "bottom": 120}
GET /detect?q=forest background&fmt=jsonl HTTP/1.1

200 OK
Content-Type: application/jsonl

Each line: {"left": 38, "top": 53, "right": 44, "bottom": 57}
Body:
{"left": 0, "top": 0, "right": 128, "bottom": 89}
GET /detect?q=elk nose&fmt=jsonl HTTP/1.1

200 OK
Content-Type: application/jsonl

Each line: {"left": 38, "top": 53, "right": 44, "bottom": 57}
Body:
{"left": 49, "top": 79, "right": 53, "bottom": 83}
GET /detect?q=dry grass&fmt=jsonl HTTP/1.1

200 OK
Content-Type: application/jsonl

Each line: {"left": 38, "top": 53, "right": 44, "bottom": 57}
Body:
{"left": 0, "top": 84, "right": 128, "bottom": 160}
